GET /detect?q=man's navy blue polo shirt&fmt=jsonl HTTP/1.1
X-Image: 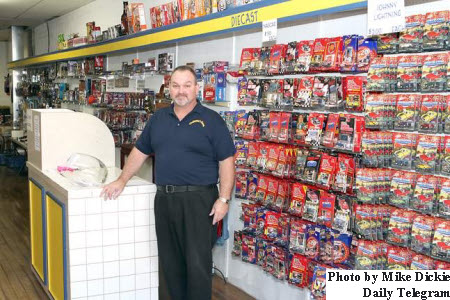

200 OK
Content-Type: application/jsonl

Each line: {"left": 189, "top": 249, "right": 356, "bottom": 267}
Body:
{"left": 135, "top": 101, "right": 236, "bottom": 186}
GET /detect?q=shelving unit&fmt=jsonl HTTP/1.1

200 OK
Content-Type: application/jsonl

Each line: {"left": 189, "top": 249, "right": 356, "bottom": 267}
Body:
{"left": 8, "top": 0, "right": 450, "bottom": 299}
{"left": 8, "top": 0, "right": 367, "bottom": 69}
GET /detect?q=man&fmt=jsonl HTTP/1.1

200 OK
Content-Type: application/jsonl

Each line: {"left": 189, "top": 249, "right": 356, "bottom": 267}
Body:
{"left": 102, "top": 65, "right": 236, "bottom": 300}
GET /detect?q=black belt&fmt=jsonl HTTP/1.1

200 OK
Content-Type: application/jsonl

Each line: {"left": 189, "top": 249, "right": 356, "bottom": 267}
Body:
{"left": 156, "top": 184, "right": 216, "bottom": 193}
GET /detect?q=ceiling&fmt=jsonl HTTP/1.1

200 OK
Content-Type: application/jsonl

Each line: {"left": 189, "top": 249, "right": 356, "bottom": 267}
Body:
{"left": 0, "top": 0, "right": 95, "bottom": 41}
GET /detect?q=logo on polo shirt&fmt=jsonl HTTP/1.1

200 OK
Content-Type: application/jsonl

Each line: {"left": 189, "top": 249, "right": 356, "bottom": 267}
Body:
{"left": 189, "top": 119, "right": 205, "bottom": 127}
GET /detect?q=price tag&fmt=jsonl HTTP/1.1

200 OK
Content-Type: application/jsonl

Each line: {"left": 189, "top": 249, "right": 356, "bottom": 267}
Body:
{"left": 137, "top": 79, "right": 145, "bottom": 90}
{"left": 367, "top": 0, "right": 405, "bottom": 36}
{"left": 262, "top": 19, "right": 277, "bottom": 42}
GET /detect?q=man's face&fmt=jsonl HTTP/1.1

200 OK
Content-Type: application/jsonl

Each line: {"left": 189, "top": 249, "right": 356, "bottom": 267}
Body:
{"left": 169, "top": 70, "right": 198, "bottom": 107}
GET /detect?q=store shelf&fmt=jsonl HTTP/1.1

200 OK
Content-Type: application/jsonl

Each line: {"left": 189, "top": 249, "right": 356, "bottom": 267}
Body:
{"left": 7, "top": 0, "right": 367, "bottom": 69}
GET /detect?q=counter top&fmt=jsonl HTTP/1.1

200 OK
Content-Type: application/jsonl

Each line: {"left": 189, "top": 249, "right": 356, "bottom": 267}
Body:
{"left": 27, "top": 162, "right": 156, "bottom": 200}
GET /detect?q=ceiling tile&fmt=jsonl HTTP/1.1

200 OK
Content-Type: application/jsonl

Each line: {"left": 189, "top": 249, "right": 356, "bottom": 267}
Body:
{"left": 0, "top": 0, "right": 41, "bottom": 19}
{"left": 19, "top": 0, "right": 94, "bottom": 20}
{"left": 0, "top": 29, "right": 10, "bottom": 41}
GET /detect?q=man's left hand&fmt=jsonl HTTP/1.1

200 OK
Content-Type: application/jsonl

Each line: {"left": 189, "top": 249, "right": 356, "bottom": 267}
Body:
{"left": 209, "top": 199, "right": 229, "bottom": 225}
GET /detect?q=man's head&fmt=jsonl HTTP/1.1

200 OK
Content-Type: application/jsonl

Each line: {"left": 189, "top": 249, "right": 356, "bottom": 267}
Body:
{"left": 170, "top": 65, "right": 199, "bottom": 108}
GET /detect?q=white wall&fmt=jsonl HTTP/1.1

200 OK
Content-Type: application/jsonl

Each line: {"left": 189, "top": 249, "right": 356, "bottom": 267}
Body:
{"left": 34, "top": 0, "right": 174, "bottom": 55}
{"left": 27, "top": 0, "right": 450, "bottom": 299}
{"left": 0, "top": 41, "right": 11, "bottom": 108}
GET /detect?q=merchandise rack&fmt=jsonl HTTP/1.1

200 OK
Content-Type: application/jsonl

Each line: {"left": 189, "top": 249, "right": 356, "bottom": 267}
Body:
{"left": 7, "top": 0, "right": 367, "bottom": 69}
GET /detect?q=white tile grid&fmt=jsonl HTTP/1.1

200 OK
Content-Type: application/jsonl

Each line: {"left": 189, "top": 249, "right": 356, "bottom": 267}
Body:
{"left": 71, "top": 281, "right": 87, "bottom": 298}
{"left": 118, "top": 195, "right": 134, "bottom": 212}
{"left": 69, "top": 189, "right": 93, "bottom": 199}
{"left": 134, "top": 194, "right": 150, "bottom": 210}
{"left": 86, "top": 214, "right": 103, "bottom": 231}
{"left": 121, "top": 186, "right": 138, "bottom": 195}
{"left": 120, "top": 290, "right": 136, "bottom": 300}
{"left": 86, "top": 197, "right": 102, "bottom": 215}
{"left": 69, "top": 215, "right": 86, "bottom": 233}
{"left": 136, "top": 288, "right": 151, "bottom": 299}
{"left": 70, "top": 193, "right": 158, "bottom": 298}
{"left": 104, "top": 294, "right": 120, "bottom": 300}
{"left": 150, "top": 287, "right": 158, "bottom": 300}
{"left": 69, "top": 198, "right": 86, "bottom": 216}
{"left": 118, "top": 211, "right": 134, "bottom": 228}
{"left": 134, "top": 210, "right": 150, "bottom": 226}
{"left": 104, "top": 277, "right": 120, "bottom": 294}
{"left": 134, "top": 226, "right": 150, "bottom": 243}
{"left": 70, "top": 248, "right": 87, "bottom": 266}
{"left": 87, "top": 279, "right": 103, "bottom": 296}
{"left": 149, "top": 225, "right": 156, "bottom": 242}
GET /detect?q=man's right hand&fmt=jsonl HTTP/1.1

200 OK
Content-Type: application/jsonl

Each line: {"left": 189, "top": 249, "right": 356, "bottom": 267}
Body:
{"left": 101, "top": 178, "right": 126, "bottom": 200}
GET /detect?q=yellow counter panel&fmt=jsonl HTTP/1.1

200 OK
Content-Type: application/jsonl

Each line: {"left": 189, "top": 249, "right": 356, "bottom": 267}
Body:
{"left": 29, "top": 180, "right": 45, "bottom": 283}
{"left": 46, "top": 194, "right": 66, "bottom": 300}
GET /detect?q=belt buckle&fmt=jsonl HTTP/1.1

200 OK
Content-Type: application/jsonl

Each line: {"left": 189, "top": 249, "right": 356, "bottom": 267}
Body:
{"left": 165, "top": 185, "right": 175, "bottom": 193}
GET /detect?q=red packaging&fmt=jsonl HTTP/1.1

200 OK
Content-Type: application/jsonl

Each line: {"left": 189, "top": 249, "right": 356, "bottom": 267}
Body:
{"left": 316, "top": 154, "right": 337, "bottom": 190}
{"left": 94, "top": 56, "right": 104, "bottom": 73}
{"left": 343, "top": 76, "right": 365, "bottom": 112}
{"left": 150, "top": 7, "right": 158, "bottom": 28}
{"left": 411, "top": 214, "right": 435, "bottom": 255}
{"left": 423, "top": 10, "right": 449, "bottom": 51}
{"left": 240, "top": 48, "right": 254, "bottom": 71}
{"left": 310, "top": 38, "right": 328, "bottom": 72}
{"left": 396, "top": 55, "right": 424, "bottom": 92}
{"left": 387, "top": 246, "right": 412, "bottom": 270}
{"left": 255, "top": 175, "right": 269, "bottom": 204}
{"left": 246, "top": 141, "right": 259, "bottom": 169}
{"left": 322, "top": 36, "right": 343, "bottom": 72}
{"left": 265, "top": 177, "right": 280, "bottom": 208}
{"left": 273, "top": 180, "right": 289, "bottom": 211}
{"left": 242, "top": 111, "right": 260, "bottom": 140}
{"left": 332, "top": 153, "right": 355, "bottom": 194}
{"left": 418, "top": 94, "right": 442, "bottom": 133}
{"left": 399, "top": 14, "right": 425, "bottom": 53}
{"left": 305, "top": 113, "right": 326, "bottom": 147}
{"left": 431, "top": 219, "right": 450, "bottom": 261}
{"left": 295, "top": 40, "right": 314, "bottom": 73}
{"left": 289, "top": 182, "right": 307, "bottom": 217}
{"left": 269, "top": 44, "right": 288, "bottom": 75}
{"left": 294, "top": 76, "right": 314, "bottom": 108}
{"left": 435, "top": 260, "right": 450, "bottom": 270}
{"left": 257, "top": 142, "right": 270, "bottom": 171}
{"left": 322, "top": 113, "right": 340, "bottom": 148}
{"left": 235, "top": 171, "right": 248, "bottom": 199}
{"left": 438, "top": 177, "right": 450, "bottom": 218}
{"left": 266, "top": 144, "right": 281, "bottom": 173}
{"left": 421, "top": 53, "right": 448, "bottom": 92}
{"left": 289, "top": 254, "right": 309, "bottom": 288}
{"left": 264, "top": 211, "right": 281, "bottom": 240}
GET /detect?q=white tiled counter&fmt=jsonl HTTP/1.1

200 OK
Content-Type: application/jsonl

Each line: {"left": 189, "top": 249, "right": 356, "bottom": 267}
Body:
{"left": 26, "top": 109, "right": 158, "bottom": 300}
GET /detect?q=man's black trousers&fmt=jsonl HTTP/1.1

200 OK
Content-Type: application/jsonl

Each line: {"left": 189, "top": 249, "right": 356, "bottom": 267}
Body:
{"left": 155, "top": 186, "right": 218, "bottom": 300}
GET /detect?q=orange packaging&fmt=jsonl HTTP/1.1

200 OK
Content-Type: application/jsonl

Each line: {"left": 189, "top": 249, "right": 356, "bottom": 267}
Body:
{"left": 130, "top": 3, "right": 147, "bottom": 32}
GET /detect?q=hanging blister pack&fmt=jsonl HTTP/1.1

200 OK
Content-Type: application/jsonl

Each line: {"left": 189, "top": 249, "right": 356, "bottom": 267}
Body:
{"left": 394, "top": 94, "right": 420, "bottom": 131}
{"left": 421, "top": 53, "right": 448, "bottom": 92}
{"left": 410, "top": 214, "right": 435, "bottom": 255}
{"left": 389, "top": 171, "right": 416, "bottom": 208}
{"left": 399, "top": 14, "right": 425, "bottom": 53}
{"left": 422, "top": 11, "right": 449, "bottom": 51}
